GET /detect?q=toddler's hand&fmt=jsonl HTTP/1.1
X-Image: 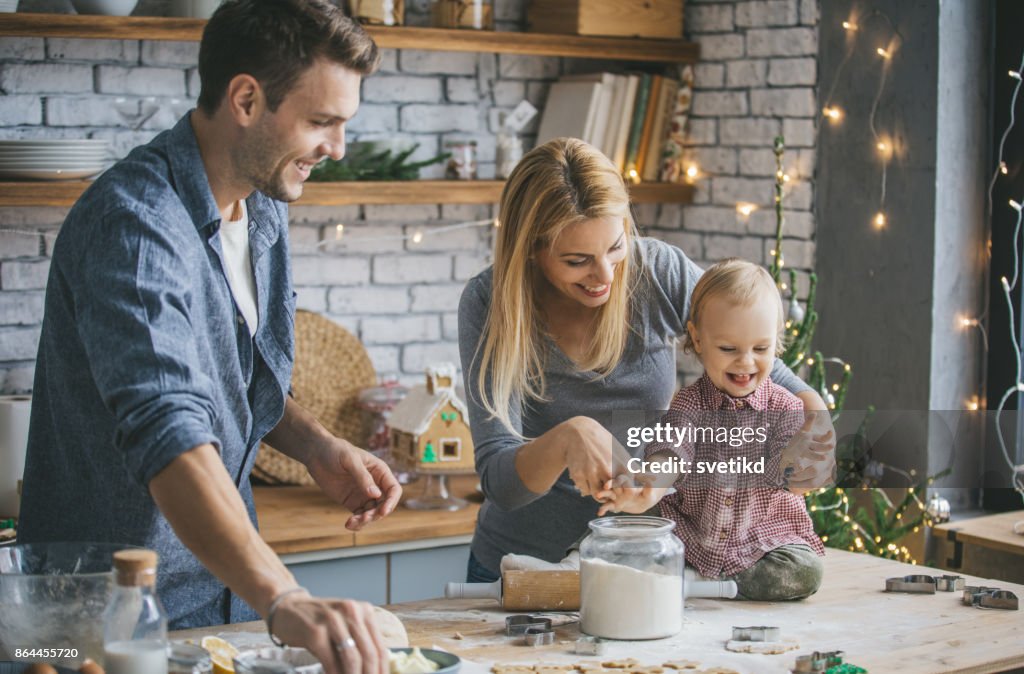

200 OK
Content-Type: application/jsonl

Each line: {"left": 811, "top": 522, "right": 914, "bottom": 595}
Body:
{"left": 594, "top": 474, "right": 666, "bottom": 515}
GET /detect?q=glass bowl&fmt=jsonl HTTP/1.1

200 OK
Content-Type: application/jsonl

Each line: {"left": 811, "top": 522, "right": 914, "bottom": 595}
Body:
{"left": 0, "top": 542, "right": 130, "bottom": 666}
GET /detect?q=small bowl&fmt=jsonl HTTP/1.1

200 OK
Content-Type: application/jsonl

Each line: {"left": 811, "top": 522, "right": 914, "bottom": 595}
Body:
{"left": 390, "top": 647, "right": 461, "bottom": 674}
{"left": 69, "top": 0, "right": 138, "bottom": 15}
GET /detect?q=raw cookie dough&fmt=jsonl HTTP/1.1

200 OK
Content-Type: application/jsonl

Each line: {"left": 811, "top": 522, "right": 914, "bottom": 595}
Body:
{"left": 602, "top": 659, "right": 640, "bottom": 669}
{"left": 389, "top": 648, "right": 439, "bottom": 674}
{"left": 662, "top": 662, "right": 700, "bottom": 670}
{"left": 375, "top": 606, "right": 410, "bottom": 647}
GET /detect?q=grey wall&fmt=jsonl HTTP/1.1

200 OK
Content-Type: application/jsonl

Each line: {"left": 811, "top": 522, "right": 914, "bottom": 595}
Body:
{"left": 816, "top": 0, "right": 988, "bottom": 503}
{"left": 816, "top": 0, "right": 939, "bottom": 414}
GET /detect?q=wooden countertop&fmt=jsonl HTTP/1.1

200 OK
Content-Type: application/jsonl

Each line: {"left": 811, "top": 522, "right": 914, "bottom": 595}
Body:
{"left": 933, "top": 510, "right": 1024, "bottom": 556}
{"left": 173, "top": 550, "right": 1024, "bottom": 674}
{"left": 254, "top": 475, "right": 481, "bottom": 555}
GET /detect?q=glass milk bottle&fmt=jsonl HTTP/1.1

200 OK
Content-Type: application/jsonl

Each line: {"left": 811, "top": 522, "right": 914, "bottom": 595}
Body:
{"left": 103, "top": 549, "right": 169, "bottom": 674}
{"left": 579, "top": 516, "right": 684, "bottom": 640}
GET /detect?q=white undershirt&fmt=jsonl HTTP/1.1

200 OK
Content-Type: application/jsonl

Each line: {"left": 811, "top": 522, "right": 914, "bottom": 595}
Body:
{"left": 219, "top": 199, "right": 259, "bottom": 337}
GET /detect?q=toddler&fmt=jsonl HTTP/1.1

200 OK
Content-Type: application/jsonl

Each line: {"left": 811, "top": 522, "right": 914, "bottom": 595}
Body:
{"left": 597, "top": 258, "right": 824, "bottom": 601}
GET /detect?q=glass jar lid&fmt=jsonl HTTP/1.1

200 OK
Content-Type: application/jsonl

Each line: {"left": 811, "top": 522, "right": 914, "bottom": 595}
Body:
{"left": 587, "top": 516, "right": 676, "bottom": 538}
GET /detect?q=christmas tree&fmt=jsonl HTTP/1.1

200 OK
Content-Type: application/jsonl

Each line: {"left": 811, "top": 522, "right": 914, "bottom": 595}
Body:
{"left": 769, "top": 136, "right": 946, "bottom": 563}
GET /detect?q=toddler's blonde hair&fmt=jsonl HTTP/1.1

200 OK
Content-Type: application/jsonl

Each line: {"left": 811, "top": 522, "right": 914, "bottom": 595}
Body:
{"left": 682, "top": 258, "right": 785, "bottom": 355}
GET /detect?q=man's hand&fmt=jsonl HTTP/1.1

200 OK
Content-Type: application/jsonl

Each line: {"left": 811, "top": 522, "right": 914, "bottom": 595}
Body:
{"left": 307, "top": 441, "right": 402, "bottom": 530}
{"left": 786, "top": 395, "right": 837, "bottom": 495}
{"left": 271, "top": 591, "right": 388, "bottom": 674}
{"left": 264, "top": 397, "right": 402, "bottom": 529}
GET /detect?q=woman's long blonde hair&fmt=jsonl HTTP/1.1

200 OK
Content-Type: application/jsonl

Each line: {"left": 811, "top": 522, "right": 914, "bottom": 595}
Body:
{"left": 476, "top": 137, "right": 641, "bottom": 433}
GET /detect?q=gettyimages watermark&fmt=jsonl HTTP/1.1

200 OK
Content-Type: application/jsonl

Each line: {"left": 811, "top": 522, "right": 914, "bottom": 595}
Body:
{"left": 575, "top": 408, "right": 1019, "bottom": 491}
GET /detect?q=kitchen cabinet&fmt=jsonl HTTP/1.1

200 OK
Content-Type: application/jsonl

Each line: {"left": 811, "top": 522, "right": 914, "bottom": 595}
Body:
{"left": 283, "top": 543, "right": 470, "bottom": 605}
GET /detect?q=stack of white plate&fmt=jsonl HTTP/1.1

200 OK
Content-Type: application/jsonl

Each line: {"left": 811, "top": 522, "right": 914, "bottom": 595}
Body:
{"left": 0, "top": 0, "right": 19, "bottom": 12}
{"left": 0, "top": 139, "right": 111, "bottom": 181}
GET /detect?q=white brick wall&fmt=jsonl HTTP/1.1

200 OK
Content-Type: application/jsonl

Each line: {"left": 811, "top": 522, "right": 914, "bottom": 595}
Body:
{"left": 661, "top": 0, "right": 820, "bottom": 383}
{"left": 0, "top": 0, "right": 819, "bottom": 392}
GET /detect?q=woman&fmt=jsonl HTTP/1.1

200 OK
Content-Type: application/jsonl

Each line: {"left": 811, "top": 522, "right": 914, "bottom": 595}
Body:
{"left": 457, "top": 138, "right": 834, "bottom": 583}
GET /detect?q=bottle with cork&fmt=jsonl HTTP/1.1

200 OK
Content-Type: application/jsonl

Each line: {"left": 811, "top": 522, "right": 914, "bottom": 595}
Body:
{"left": 102, "top": 549, "right": 168, "bottom": 674}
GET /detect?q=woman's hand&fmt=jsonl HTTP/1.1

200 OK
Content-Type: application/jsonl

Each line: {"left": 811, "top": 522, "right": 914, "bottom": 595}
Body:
{"left": 559, "top": 416, "right": 619, "bottom": 497}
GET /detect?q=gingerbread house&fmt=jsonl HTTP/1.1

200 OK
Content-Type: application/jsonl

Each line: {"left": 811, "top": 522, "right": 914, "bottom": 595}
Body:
{"left": 388, "top": 363, "right": 474, "bottom": 474}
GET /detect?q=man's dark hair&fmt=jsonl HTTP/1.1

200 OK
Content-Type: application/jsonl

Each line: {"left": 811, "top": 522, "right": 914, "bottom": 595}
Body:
{"left": 197, "top": 0, "right": 380, "bottom": 114}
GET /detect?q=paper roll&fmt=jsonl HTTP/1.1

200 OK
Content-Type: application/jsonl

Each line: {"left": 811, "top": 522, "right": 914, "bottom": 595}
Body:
{"left": 0, "top": 395, "right": 31, "bottom": 518}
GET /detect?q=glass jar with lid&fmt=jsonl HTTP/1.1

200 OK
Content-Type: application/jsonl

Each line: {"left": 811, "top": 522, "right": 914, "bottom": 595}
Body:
{"left": 579, "top": 516, "right": 684, "bottom": 640}
{"left": 430, "top": 0, "right": 493, "bottom": 30}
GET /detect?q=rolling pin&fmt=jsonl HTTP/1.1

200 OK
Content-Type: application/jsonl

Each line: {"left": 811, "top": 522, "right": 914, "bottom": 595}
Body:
{"left": 446, "top": 570, "right": 581, "bottom": 611}
{"left": 445, "top": 569, "right": 737, "bottom": 611}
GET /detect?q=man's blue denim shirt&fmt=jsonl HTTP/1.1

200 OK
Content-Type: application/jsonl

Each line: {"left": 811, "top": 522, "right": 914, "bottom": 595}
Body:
{"left": 19, "top": 113, "right": 296, "bottom": 629}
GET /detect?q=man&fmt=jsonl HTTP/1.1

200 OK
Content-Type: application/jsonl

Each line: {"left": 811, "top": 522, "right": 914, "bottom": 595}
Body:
{"left": 18, "top": 1, "right": 399, "bottom": 672}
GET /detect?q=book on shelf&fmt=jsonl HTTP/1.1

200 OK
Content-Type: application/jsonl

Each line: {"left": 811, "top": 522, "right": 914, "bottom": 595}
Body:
{"left": 634, "top": 74, "right": 663, "bottom": 180}
{"left": 622, "top": 72, "right": 652, "bottom": 180}
{"left": 642, "top": 76, "right": 680, "bottom": 182}
{"left": 538, "top": 69, "right": 691, "bottom": 184}
{"left": 535, "top": 79, "right": 604, "bottom": 147}
{"left": 611, "top": 73, "right": 639, "bottom": 171}
{"left": 560, "top": 71, "right": 617, "bottom": 150}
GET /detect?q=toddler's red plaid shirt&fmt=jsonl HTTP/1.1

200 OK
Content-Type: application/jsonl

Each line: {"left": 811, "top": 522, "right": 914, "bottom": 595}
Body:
{"left": 645, "top": 373, "right": 825, "bottom": 578}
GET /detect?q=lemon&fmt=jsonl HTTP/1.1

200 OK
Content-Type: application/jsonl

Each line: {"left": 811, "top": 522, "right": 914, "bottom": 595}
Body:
{"left": 201, "top": 635, "right": 239, "bottom": 674}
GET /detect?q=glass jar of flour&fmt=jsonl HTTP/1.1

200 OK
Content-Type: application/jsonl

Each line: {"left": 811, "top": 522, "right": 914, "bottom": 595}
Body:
{"left": 579, "top": 516, "right": 684, "bottom": 640}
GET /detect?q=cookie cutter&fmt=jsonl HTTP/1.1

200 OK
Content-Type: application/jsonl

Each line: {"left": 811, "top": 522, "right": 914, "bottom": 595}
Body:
{"left": 505, "top": 615, "right": 552, "bottom": 636}
{"left": 793, "top": 650, "right": 845, "bottom": 674}
{"left": 935, "top": 574, "right": 964, "bottom": 592}
{"left": 966, "top": 588, "right": 1019, "bottom": 610}
{"left": 732, "top": 625, "right": 781, "bottom": 642}
{"left": 574, "top": 636, "right": 606, "bottom": 655}
{"left": 884, "top": 574, "right": 936, "bottom": 594}
{"left": 524, "top": 627, "right": 555, "bottom": 647}
{"left": 961, "top": 586, "right": 1002, "bottom": 606}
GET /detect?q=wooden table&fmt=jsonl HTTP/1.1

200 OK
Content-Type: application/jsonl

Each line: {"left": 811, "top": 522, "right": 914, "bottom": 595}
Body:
{"left": 173, "top": 550, "right": 1024, "bottom": 674}
{"left": 933, "top": 510, "right": 1024, "bottom": 585}
{"left": 254, "top": 475, "right": 481, "bottom": 555}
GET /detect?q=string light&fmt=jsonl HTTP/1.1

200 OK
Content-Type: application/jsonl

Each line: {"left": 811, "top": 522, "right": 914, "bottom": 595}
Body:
{"left": 1011, "top": 199, "right": 1022, "bottom": 212}
{"left": 873, "top": 212, "right": 887, "bottom": 229}
{"left": 736, "top": 202, "right": 757, "bottom": 219}
{"left": 823, "top": 106, "right": 843, "bottom": 121}
{"left": 313, "top": 217, "right": 495, "bottom": 251}
{"left": 1011, "top": 70, "right": 1022, "bottom": 81}
{"left": 685, "top": 164, "right": 699, "bottom": 183}
{"left": 1001, "top": 161, "right": 1009, "bottom": 175}
{"left": 966, "top": 396, "right": 980, "bottom": 411}
{"left": 876, "top": 47, "right": 890, "bottom": 59}
{"left": 842, "top": 20, "right": 857, "bottom": 31}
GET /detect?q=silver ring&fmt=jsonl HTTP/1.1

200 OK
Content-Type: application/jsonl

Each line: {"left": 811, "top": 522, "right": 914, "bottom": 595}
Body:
{"left": 335, "top": 637, "right": 356, "bottom": 651}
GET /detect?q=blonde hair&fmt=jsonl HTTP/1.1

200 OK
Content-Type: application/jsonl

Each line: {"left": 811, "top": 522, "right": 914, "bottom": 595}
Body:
{"left": 476, "top": 138, "right": 641, "bottom": 433}
{"left": 683, "top": 258, "right": 785, "bottom": 355}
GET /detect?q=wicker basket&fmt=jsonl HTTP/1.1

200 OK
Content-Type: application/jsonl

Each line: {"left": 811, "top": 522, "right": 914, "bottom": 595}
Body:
{"left": 254, "top": 310, "right": 377, "bottom": 485}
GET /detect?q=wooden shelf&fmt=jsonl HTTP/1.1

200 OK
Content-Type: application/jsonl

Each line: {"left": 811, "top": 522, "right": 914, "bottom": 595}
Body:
{"left": 0, "top": 179, "right": 693, "bottom": 207}
{"left": 0, "top": 14, "right": 698, "bottom": 63}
